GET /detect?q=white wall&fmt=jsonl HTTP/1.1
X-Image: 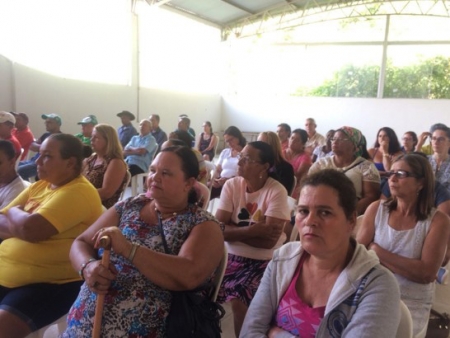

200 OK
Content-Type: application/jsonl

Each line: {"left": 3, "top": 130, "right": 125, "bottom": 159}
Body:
{"left": 1, "top": 57, "right": 222, "bottom": 140}
{"left": 222, "top": 95, "right": 450, "bottom": 146}
{"left": 0, "top": 55, "right": 14, "bottom": 110}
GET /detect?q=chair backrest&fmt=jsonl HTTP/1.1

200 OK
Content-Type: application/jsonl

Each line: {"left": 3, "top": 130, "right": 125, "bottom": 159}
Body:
{"left": 131, "top": 172, "right": 148, "bottom": 196}
{"left": 213, "top": 134, "right": 219, "bottom": 160}
{"left": 194, "top": 181, "right": 211, "bottom": 210}
{"left": 353, "top": 214, "right": 364, "bottom": 238}
{"left": 211, "top": 246, "right": 228, "bottom": 302}
{"left": 396, "top": 300, "right": 413, "bottom": 338}
{"left": 120, "top": 170, "right": 132, "bottom": 200}
{"left": 287, "top": 196, "right": 299, "bottom": 242}
{"left": 204, "top": 160, "right": 216, "bottom": 190}
{"left": 15, "top": 148, "right": 24, "bottom": 171}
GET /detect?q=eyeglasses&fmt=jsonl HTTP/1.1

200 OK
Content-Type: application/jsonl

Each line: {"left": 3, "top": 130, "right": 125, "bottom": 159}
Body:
{"left": 330, "top": 137, "right": 349, "bottom": 143}
{"left": 386, "top": 170, "right": 419, "bottom": 179}
{"left": 431, "top": 136, "right": 448, "bottom": 143}
{"left": 402, "top": 137, "right": 413, "bottom": 142}
{"left": 237, "top": 153, "right": 261, "bottom": 164}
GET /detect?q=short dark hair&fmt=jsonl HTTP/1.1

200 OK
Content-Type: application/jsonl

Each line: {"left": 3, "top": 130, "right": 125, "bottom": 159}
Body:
{"left": 150, "top": 114, "right": 160, "bottom": 122}
{"left": 291, "top": 128, "right": 308, "bottom": 145}
{"left": 172, "top": 130, "right": 194, "bottom": 149}
{"left": 277, "top": 123, "right": 291, "bottom": 137}
{"left": 224, "top": 126, "right": 247, "bottom": 147}
{"left": 48, "top": 133, "right": 84, "bottom": 174}
{"left": 300, "top": 169, "right": 357, "bottom": 220}
{"left": 430, "top": 123, "right": 447, "bottom": 134}
{"left": 160, "top": 146, "right": 199, "bottom": 204}
{"left": 431, "top": 125, "right": 450, "bottom": 139}
{"left": 0, "top": 140, "right": 16, "bottom": 160}
{"left": 248, "top": 141, "right": 275, "bottom": 168}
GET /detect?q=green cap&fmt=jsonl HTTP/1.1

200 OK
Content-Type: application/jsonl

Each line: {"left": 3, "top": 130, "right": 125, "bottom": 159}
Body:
{"left": 78, "top": 115, "right": 98, "bottom": 125}
{"left": 41, "top": 113, "right": 62, "bottom": 125}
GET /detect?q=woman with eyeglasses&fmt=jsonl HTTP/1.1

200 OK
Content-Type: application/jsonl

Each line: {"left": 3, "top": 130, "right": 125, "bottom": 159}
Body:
{"left": 309, "top": 126, "right": 380, "bottom": 215}
{"left": 215, "top": 141, "right": 290, "bottom": 336}
{"left": 401, "top": 131, "right": 418, "bottom": 154}
{"left": 427, "top": 125, "right": 450, "bottom": 193}
{"left": 357, "top": 154, "right": 450, "bottom": 336}
{"left": 368, "top": 127, "right": 403, "bottom": 175}
{"left": 284, "top": 129, "right": 312, "bottom": 199}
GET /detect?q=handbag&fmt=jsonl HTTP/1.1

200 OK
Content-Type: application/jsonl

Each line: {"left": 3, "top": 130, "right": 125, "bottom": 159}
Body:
{"left": 157, "top": 213, "right": 225, "bottom": 338}
{"left": 426, "top": 308, "right": 450, "bottom": 338}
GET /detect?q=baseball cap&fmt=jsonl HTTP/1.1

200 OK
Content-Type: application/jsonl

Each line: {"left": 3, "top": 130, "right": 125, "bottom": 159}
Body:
{"left": 117, "top": 110, "right": 135, "bottom": 121}
{"left": 78, "top": 115, "right": 98, "bottom": 125}
{"left": 41, "top": 114, "right": 62, "bottom": 125}
{"left": 0, "top": 111, "right": 15, "bottom": 124}
{"left": 10, "top": 112, "right": 29, "bottom": 123}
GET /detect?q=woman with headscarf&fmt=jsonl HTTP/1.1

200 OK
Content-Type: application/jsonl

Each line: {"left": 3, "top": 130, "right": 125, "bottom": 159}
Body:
{"left": 309, "top": 126, "right": 380, "bottom": 215}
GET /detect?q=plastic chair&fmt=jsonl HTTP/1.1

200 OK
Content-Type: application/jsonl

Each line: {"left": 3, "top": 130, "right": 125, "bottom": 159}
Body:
{"left": 15, "top": 148, "right": 24, "bottom": 171}
{"left": 131, "top": 172, "right": 148, "bottom": 196}
{"left": 211, "top": 246, "right": 228, "bottom": 302}
{"left": 194, "top": 181, "right": 211, "bottom": 210}
{"left": 204, "top": 161, "right": 216, "bottom": 189}
{"left": 287, "top": 196, "right": 299, "bottom": 242}
{"left": 353, "top": 214, "right": 364, "bottom": 238}
{"left": 396, "top": 300, "right": 413, "bottom": 338}
{"left": 120, "top": 170, "right": 132, "bottom": 200}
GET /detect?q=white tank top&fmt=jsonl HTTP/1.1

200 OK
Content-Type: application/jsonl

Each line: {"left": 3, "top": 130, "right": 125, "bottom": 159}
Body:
{"left": 374, "top": 202, "right": 436, "bottom": 335}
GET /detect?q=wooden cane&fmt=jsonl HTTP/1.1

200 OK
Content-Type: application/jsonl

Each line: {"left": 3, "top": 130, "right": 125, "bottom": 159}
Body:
{"left": 92, "top": 235, "right": 111, "bottom": 338}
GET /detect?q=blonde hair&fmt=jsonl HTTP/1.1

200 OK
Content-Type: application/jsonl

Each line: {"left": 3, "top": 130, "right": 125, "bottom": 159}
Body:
{"left": 94, "top": 124, "right": 126, "bottom": 162}
{"left": 258, "top": 131, "right": 284, "bottom": 165}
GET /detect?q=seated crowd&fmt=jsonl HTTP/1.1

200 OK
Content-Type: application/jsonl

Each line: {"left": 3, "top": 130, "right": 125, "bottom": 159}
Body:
{"left": 0, "top": 109, "right": 449, "bottom": 338}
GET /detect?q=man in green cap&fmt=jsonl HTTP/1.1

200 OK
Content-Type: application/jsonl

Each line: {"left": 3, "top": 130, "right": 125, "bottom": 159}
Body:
{"left": 18, "top": 114, "right": 62, "bottom": 181}
{"left": 75, "top": 115, "right": 98, "bottom": 146}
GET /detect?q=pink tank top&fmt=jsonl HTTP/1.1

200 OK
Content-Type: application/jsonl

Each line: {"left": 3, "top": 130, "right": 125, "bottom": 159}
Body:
{"left": 275, "top": 254, "right": 325, "bottom": 337}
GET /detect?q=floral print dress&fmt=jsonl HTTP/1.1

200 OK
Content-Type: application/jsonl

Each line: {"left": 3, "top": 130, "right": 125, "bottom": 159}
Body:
{"left": 62, "top": 195, "right": 218, "bottom": 338}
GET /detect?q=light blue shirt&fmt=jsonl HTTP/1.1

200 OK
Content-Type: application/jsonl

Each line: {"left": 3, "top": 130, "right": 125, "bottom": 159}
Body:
{"left": 125, "top": 133, "right": 157, "bottom": 172}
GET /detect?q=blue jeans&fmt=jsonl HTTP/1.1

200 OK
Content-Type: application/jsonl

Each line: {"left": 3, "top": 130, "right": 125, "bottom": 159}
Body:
{"left": 18, "top": 160, "right": 37, "bottom": 181}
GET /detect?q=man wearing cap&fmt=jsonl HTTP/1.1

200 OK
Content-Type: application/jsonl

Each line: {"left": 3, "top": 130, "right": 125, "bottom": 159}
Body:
{"left": 11, "top": 112, "right": 34, "bottom": 160}
{"left": 17, "top": 114, "right": 62, "bottom": 181}
{"left": 75, "top": 115, "right": 97, "bottom": 146}
{"left": 117, "top": 110, "right": 138, "bottom": 148}
{"left": 124, "top": 119, "right": 157, "bottom": 176}
{"left": 149, "top": 114, "right": 167, "bottom": 152}
{"left": 0, "top": 112, "right": 22, "bottom": 159}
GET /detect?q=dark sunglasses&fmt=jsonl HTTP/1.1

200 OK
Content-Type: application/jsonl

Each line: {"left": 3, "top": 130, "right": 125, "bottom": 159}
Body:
{"left": 386, "top": 170, "right": 419, "bottom": 179}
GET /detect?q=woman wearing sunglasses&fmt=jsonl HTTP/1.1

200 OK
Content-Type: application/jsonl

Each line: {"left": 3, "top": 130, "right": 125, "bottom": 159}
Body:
{"left": 357, "top": 153, "right": 450, "bottom": 336}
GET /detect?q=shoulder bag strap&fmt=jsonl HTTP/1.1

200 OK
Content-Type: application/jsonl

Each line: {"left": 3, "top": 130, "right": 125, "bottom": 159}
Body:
{"left": 342, "top": 159, "right": 366, "bottom": 174}
{"left": 157, "top": 213, "right": 171, "bottom": 255}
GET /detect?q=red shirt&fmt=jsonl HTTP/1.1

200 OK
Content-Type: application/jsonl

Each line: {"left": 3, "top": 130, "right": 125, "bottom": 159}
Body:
{"left": 12, "top": 127, "right": 34, "bottom": 160}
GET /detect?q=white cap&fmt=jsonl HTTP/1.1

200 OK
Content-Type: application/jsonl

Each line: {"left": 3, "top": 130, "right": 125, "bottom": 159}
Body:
{"left": 0, "top": 111, "right": 16, "bottom": 124}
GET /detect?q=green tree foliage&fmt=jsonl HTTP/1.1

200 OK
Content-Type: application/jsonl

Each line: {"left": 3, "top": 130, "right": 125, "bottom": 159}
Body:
{"left": 297, "top": 56, "right": 450, "bottom": 99}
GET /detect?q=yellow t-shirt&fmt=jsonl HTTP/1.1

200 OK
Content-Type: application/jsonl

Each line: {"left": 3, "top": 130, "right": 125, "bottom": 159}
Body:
{"left": 420, "top": 144, "right": 433, "bottom": 155}
{"left": 0, "top": 175, "right": 103, "bottom": 288}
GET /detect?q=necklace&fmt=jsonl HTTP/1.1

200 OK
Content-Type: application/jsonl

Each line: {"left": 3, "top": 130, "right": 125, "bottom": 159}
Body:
{"left": 154, "top": 204, "right": 189, "bottom": 219}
